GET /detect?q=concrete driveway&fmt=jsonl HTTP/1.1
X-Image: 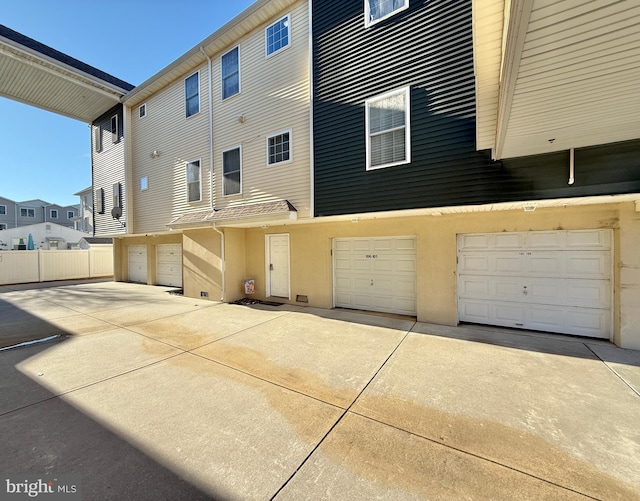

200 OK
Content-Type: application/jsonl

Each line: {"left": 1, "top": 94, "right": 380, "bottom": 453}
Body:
{"left": 1, "top": 280, "right": 639, "bottom": 500}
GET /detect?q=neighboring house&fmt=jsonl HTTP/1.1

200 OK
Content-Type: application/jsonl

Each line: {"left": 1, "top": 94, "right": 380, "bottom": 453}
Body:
{"left": 0, "top": 196, "right": 16, "bottom": 230}
{"left": 0, "top": 197, "right": 81, "bottom": 229}
{"left": 92, "top": 104, "right": 127, "bottom": 237}
{"left": 74, "top": 186, "right": 94, "bottom": 234}
{"left": 0, "top": 222, "right": 97, "bottom": 250}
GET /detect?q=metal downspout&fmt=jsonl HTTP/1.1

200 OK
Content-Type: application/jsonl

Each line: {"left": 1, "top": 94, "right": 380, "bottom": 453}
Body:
{"left": 199, "top": 46, "right": 214, "bottom": 210}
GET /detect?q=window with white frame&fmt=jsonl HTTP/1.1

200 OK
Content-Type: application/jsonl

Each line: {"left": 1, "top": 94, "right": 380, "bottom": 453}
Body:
{"left": 221, "top": 47, "right": 240, "bottom": 99}
{"left": 94, "top": 126, "right": 102, "bottom": 152}
{"left": 20, "top": 208, "right": 35, "bottom": 218}
{"left": 266, "top": 14, "right": 290, "bottom": 57}
{"left": 0, "top": 205, "right": 6, "bottom": 215}
{"left": 185, "top": 72, "right": 200, "bottom": 117}
{"left": 267, "top": 130, "right": 291, "bottom": 165}
{"left": 365, "top": 0, "right": 409, "bottom": 27}
{"left": 186, "top": 160, "right": 201, "bottom": 202}
{"left": 366, "top": 87, "right": 410, "bottom": 170}
{"left": 67, "top": 210, "right": 75, "bottom": 219}
{"left": 139, "top": 103, "right": 147, "bottom": 118}
{"left": 140, "top": 176, "right": 148, "bottom": 191}
{"left": 50, "top": 209, "right": 58, "bottom": 219}
{"left": 223, "top": 147, "right": 241, "bottom": 196}
{"left": 95, "top": 188, "right": 104, "bottom": 214}
{"left": 111, "top": 115, "right": 119, "bottom": 143}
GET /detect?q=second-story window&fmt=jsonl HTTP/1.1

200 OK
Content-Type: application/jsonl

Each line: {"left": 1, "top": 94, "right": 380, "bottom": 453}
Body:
{"left": 266, "top": 14, "right": 290, "bottom": 57}
{"left": 186, "top": 160, "right": 201, "bottom": 202}
{"left": 222, "top": 47, "right": 240, "bottom": 99}
{"left": 366, "top": 87, "right": 411, "bottom": 170}
{"left": 223, "top": 147, "right": 242, "bottom": 196}
{"left": 185, "top": 72, "right": 200, "bottom": 118}
{"left": 20, "top": 208, "right": 35, "bottom": 218}
{"left": 267, "top": 130, "right": 291, "bottom": 165}
{"left": 365, "top": 0, "right": 409, "bottom": 27}
{"left": 139, "top": 103, "right": 147, "bottom": 118}
{"left": 67, "top": 210, "right": 75, "bottom": 219}
{"left": 111, "top": 115, "right": 119, "bottom": 143}
{"left": 95, "top": 188, "right": 104, "bottom": 214}
{"left": 50, "top": 209, "right": 58, "bottom": 219}
{"left": 0, "top": 205, "right": 6, "bottom": 215}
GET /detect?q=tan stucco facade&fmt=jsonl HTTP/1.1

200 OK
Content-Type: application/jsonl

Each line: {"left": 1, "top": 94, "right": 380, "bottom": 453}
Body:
{"left": 113, "top": 202, "right": 640, "bottom": 350}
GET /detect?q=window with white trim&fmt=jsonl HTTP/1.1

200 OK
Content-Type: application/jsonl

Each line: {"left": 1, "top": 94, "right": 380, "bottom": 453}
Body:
{"left": 140, "top": 176, "right": 148, "bottom": 191}
{"left": 139, "top": 103, "right": 147, "bottom": 118}
{"left": 221, "top": 47, "right": 240, "bottom": 99}
{"left": 267, "top": 130, "right": 291, "bottom": 165}
{"left": 365, "top": 0, "right": 409, "bottom": 27}
{"left": 366, "top": 87, "right": 410, "bottom": 170}
{"left": 111, "top": 115, "right": 119, "bottom": 143}
{"left": 266, "top": 14, "right": 290, "bottom": 57}
{"left": 185, "top": 72, "right": 200, "bottom": 117}
{"left": 94, "top": 126, "right": 102, "bottom": 152}
{"left": 0, "top": 205, "right": 6, "bottom": 215}
{"left": 50, "top": 209, "right": 58, "bottom": 219}
{"left": 20, "top": 208, "right": 35, "bottom": 218}
{"left": 223, "top": 147, "right": 241, "bottom": 196}
{"left": 96, "top": 188, "right": 104, "bottom": 214}
{"left": 67, "top": 210, "right": 75, "bottom": 219}
{"left": 186, "top": 160, "right": 201, "bottom": 202}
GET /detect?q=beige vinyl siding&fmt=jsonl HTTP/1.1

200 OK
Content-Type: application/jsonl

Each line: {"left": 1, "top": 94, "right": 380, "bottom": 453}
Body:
{"left": 212, "top": 0, "right": 310, "bottom": 218}
{"left": 93, "top": 107, "right": 127, "bottom": 236}
{"left": 130, "top": 65, "right": 211, "bottom": 234}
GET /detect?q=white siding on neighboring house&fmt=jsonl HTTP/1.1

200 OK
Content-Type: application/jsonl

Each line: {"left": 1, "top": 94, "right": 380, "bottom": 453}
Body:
{"left": 213, "top": 0, "right": 310, "bottom": 217}
{"left": 93, "top": 106, "right": 127, "bottom": 236}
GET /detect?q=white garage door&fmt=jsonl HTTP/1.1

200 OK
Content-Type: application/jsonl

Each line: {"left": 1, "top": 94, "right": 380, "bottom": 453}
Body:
{"left": 334, "top": 236, "right": 416, "bottom": 315}
{"left": 128, "top": 245, "right": 147, "bottom": 284}
{"left": 156, "top": 244, "right": 182, "bottom": 287}
{"left": 457, "top": 229, "right": 612, "bottom": 338}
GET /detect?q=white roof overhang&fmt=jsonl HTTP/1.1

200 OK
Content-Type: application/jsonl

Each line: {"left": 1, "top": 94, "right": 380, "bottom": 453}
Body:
{"left": 0, "top": 25, "right": 132, "bottom": 123}
{"left": 474, "top": 0, "right": 640, "bottom": 159}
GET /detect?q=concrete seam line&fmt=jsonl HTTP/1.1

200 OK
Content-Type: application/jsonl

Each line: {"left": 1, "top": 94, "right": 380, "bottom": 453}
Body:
{"left": 268, "top": 323, "right": 416, "bottom": 500}
{"left": 583, "top": 343, "right": 640, "bottom": 398}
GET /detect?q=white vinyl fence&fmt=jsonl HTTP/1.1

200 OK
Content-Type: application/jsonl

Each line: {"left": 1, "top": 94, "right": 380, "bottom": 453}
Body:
{"left": 0, "top": 247, "right": 113, "bottom": 285}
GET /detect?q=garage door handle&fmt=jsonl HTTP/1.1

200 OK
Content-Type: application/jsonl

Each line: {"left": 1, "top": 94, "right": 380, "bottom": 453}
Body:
{"left": 523, "top": 285, "right": 528, "bottom": 295}
{"left": 269, "top": 264, "right": 274, "bottom": 271}
{"left": 371, "top": 279, "right": 374, "bottom": 286}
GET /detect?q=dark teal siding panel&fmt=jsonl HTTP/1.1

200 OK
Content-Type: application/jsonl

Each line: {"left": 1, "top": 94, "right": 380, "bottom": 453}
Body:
{"left": 312, "top": 0, "right": 640, "bottom": 216}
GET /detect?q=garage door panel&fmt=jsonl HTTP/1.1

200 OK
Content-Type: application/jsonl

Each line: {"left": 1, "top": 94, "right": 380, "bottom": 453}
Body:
{"left": 128, "top": 245, "right": 147, "bottom": 284}
{"left": 156, "top": 244, "right": 182, "bottom": 287}
{"left": 494, "top": 233, "right": 524, "bottom": 249}
{"left": 566, "top": 229, "right": 611, "bottom": 249}
{"left": 457, "top": 230, "right": 611, "bottom": 339}
{"left": 334, "top": 236, "right": 416, "bottom": 315}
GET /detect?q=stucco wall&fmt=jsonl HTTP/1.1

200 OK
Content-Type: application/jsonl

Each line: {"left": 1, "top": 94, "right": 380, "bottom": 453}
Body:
{"left": 183, "top": 229, "right": 223, "bottom": 301}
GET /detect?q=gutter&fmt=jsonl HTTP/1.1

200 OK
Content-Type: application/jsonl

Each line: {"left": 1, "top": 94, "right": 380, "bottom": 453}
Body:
{"left": 199, "top": 46, "right": 215, "bottom": 211}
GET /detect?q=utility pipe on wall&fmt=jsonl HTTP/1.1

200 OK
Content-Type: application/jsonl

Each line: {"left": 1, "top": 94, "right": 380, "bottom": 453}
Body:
{"left": 199, "top": 46, "right": 215, "bottom": 210}
{"left": 568, "top": 147, "right": 575, "bottom": 185}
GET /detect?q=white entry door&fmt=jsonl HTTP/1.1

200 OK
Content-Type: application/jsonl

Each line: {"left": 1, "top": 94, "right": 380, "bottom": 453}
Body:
{"left": 266, "top": 234, "right": 290, "bottom": 298}
{"left": 457, "top": 229, "right": 612, "bottom": 338}
{"left": 156, "top": 244, "right": 183, "bottom": 287}
{"left": 128, "top": 245, "right": 147, "bottom": 284}
{"left": 333, "top": 236, "right": 417, "bottom": 315}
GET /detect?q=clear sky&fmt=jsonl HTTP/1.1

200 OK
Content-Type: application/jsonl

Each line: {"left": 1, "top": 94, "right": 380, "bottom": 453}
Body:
{"left": 1, "top": 0, "right": 255, "bottom": 206}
